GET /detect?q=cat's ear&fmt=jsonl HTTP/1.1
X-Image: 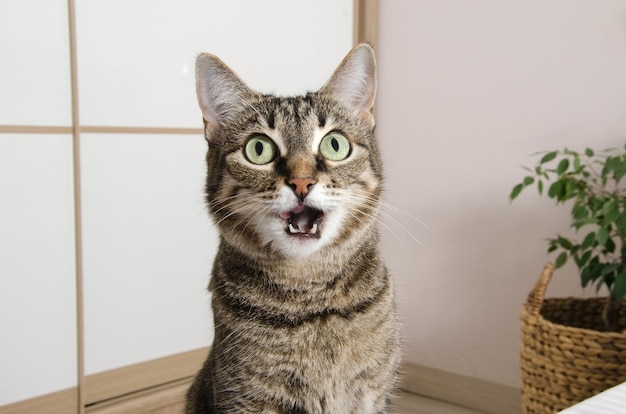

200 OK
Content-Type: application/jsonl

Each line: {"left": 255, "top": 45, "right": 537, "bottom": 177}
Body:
{"left": 196, "top": 53, "right": 253, "bottom": 139}
{"left": 319, "top": 44, "right": 377, "bottom": 127}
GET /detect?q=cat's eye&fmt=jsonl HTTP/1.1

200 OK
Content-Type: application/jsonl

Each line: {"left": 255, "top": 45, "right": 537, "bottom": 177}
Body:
{"left": 244, "top": 135, "right": 277, "bottom": 165}
{"left": 319, "top": 132, "right": 351, "bottom": 161}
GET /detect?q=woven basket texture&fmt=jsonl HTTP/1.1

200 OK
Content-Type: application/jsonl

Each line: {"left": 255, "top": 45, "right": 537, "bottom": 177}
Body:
{"left": 520, "top": 263, "right": 626, "bottom": 414}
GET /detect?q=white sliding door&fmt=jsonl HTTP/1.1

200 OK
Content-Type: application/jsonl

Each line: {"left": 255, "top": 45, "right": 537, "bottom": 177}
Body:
{"left": 0, "top": 0, "right": 77, "bottom": 408}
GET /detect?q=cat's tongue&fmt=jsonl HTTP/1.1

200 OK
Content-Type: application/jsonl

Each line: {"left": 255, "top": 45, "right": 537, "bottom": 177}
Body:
{"left": 280, "top": 202, "right": 305, "bottom": 219}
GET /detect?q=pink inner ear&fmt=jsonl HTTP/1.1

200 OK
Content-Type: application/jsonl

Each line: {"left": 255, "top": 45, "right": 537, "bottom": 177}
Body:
{"left": 360, "top": 110, "right": 375, "bottom": 127}
{"left": 319, "top": 45, "right": 377, "bottom": 118}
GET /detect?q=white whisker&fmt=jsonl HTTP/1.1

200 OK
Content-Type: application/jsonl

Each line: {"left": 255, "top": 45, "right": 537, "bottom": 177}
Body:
{"left": 380, "top": 201, "right": 433, "bottom": 232}
{"left": 340, "top": 192, "right": 428, "bottom": 249}
{"left": 343, "top": 201, "right": 411, "bottom": 249}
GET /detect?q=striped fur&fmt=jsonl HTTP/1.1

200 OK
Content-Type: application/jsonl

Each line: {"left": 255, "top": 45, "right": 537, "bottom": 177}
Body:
{"left": 186, "top": 44, "right": 400, "bottom": 414}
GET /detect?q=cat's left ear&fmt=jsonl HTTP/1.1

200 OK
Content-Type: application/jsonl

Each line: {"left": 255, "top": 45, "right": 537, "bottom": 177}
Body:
{"left": 319, "top": 44, "right": 377, "bottom": 127}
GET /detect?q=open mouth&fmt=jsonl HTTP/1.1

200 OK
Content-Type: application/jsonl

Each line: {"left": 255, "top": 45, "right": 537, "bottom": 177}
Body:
{"left": 279, "top": 202, "right": 324, "bottom": 238}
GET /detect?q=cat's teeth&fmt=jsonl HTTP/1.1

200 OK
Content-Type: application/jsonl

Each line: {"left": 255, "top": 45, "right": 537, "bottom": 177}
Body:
{"left": 310, "top": 223, "right": 318, "bottom": 234}
{"left": 289, "top": 223, "right": 299, "bottom": 233}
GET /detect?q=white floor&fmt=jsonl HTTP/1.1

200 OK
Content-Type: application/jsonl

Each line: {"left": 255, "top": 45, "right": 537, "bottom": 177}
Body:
{"left": 393, "top": 392, "right": 487, "bottom": 414}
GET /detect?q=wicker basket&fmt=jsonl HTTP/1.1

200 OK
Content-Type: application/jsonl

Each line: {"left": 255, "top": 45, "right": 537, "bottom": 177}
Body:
{"left": 520, "top": 263, "right": 626, "bottom": 413}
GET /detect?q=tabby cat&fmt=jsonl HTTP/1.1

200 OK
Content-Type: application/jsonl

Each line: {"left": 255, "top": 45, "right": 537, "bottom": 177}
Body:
{"left": 185, "top": 44, "right": 400, "bottom": 414}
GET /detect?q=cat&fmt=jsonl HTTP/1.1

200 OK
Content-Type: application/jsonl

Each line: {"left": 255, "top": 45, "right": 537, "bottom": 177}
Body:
{"left": 185, "top": 44, "right": 400, "bottom": 414}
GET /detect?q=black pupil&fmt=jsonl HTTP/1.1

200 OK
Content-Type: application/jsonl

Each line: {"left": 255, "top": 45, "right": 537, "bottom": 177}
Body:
{"left": 255, "top": 141, "right": 264, "bottom": 156}
{"left": 331, "top": 137, "right": 339, "bottom": 152}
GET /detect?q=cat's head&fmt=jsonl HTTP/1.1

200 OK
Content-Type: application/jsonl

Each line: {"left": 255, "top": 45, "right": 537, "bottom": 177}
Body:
{"left": 196, "top": 44, "right": 382, "bottom": 259}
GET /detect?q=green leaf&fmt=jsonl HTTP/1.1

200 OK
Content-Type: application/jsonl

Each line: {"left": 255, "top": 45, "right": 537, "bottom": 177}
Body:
{"left": 602, "top": 199, "right": 617, "bottom": 215}
{"left": 605, "top": 207, "right": 620, "bottom": 226}
{"left": 615, "top": 272, "right": 626, "bottom": 301}
{"left": 581, "top": 231, "right": 596, "bottom": 250}
{"left": 581, "top": 265, "right": 593, "bottom": 287}
{"left": 573, "top": 217, "right": 599, "bottom": 229}
{"left": 510, "top": 183, "right": 524, "bottom": 201}
{"left": 548, "top": 181, "right": 562, "bottom": 199}
{"left": 585, "top": 148, "right": 594, "bottom": 157}
{"left": 564, "top": 180, "right": 576, "bottom": 200}
{"left": 555, "top": 252, "right": 568, "bottom": 269}
{"left": 557, "top": 236, "right": 573, "bottom": 250}
{"left": 537, "top": 179, "right": 544, "bottom": 195}
{"left": 556, "top": 158, "right": 570, "bottom": 175}
{"left": 614, "top": 157, "right": 626, "bottom": 182}
{"left": 597, "top": 227, "right": 609, "bottom": 246}
{"left": 573, "top": 156, "right": 582, "bottom": 173}
{"left": 523, "top": 176, "right": 534, "bottom": 186}
{"left": 540, "top": 151, "right": 558, "bottom": 164}
{"left": 580, "top": 266, "right": 593, "bottom": 288}
{"left": 605, "top": 237, "right": 616, "bottom": 254}
{"left": 578, "top": 250, "right": 592, "bottom": 267}
{"left": 603, "top": 156, "right": 621, "bottom": 178}
{"left": 571, "top": 203, "right": 588, "bottom": 220}
{"left": 600, "top": 263, "right": 619, "bottom": 277}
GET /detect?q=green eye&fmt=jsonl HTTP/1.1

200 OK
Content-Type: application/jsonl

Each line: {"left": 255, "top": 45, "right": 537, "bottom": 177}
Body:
{"left": 319, "top": 132, "right": 351, "bottom": 161}
{"left": 244, "top": 135, "right": 277, "bottom": 165}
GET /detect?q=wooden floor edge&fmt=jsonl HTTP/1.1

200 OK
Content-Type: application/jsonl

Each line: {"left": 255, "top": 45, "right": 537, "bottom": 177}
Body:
{"left": 1, "top": 357, "right": 520, "bottom": 414}
{"left": 85, "top": 378, "right": 192, "bottom": 414}
{"left": 65, "top": 365, "right": 520, "bottom": 414}
{"left": 85, "top": 347, "right": 209, "bottom": 405}
{"left": 0, "top": 387, "right": 78, "bottom": 414}
{"left": 399, "top": 362, "right": 522, "bottom": 414}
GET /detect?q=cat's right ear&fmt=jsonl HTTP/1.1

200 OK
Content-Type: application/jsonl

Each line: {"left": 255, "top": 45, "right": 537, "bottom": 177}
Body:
{"left": 196, "top": 53, "right": 251, "bottom": 140}
{"left": 319, "top": 44, "right": 377, "bottom": 128}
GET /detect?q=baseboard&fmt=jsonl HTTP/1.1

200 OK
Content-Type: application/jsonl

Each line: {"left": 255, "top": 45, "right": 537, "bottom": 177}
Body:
{"left": 399, "top": 362, "right": 522, "bottom": 414}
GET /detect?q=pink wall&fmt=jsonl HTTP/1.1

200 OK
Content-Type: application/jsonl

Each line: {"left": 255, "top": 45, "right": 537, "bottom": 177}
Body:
{"left": 376, "top": 0, "right": 626, "bottom": 387}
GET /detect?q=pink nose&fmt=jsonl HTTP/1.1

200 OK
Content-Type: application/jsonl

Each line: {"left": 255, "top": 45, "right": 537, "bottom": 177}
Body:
{"left": 287, "top": 178, "right": 316, "bottom": 199}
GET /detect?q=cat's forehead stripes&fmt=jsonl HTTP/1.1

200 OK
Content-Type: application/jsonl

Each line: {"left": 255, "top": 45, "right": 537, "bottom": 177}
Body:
{"left": 267, "top": 95, "right": 315, "bottom": 124}
{"left": 254, "top": 95, "right": 323, "bottom": 156}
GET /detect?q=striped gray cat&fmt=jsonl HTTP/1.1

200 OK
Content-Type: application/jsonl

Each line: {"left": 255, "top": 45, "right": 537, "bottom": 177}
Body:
{"left": 185, "top": 44, "right": 400, "bottom": 414}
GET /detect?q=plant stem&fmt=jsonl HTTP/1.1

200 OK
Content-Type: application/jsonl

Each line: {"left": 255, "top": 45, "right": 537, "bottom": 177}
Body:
{"left": 603, "top": 296, "right": 621, "bottom": 332}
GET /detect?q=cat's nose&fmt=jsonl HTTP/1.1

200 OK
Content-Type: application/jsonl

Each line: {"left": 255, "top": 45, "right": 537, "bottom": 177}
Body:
{"left": 287, "top": 178, "right": 316, "bottom": 200}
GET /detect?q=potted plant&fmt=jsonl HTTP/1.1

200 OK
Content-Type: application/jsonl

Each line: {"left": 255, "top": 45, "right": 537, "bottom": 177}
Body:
{"left": 511, "top": 145, "right": 626, "bottom": 331}
{"left": 510, "top": 145, "right": 626, "bottom": 413}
